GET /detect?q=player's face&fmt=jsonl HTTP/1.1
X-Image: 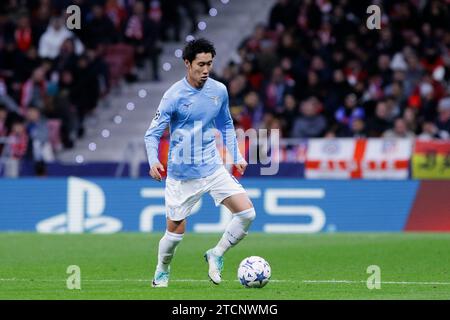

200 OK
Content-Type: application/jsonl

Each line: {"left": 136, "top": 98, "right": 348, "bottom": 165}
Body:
{"left": 185, "top": 52, "right": 213, "bottom": 88}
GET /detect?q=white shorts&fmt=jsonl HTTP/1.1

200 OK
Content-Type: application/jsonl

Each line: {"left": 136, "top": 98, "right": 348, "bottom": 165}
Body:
{"left": 165, "top": 166, "right": 246, "bottom": 221}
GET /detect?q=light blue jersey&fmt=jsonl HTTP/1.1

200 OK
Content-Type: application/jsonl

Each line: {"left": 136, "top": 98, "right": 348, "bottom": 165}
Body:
{"left": 144, "top": 77, "right": 244, "bottom": 180}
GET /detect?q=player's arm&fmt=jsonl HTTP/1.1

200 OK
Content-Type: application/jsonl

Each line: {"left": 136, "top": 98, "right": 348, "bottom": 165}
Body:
{"left": 144, "top": 95, "right": 173, "bottom": 181}
{"left": 215, "top": 88, "right": 247, "bottom": 174}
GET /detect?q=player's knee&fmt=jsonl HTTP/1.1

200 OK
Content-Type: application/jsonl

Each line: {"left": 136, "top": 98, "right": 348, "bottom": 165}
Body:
{"left": 235, "top": 207, "right": 256, "bottom": 224}
{"left": 247, "top": 208, "right": 256, "bottom": 222}
{"left": 164, "top": 230, "right": 184, "bottom": 243}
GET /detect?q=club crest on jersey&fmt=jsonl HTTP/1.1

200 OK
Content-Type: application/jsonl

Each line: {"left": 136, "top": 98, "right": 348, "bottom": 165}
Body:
{"left": 149, "top": 110, "right": 161, "bottom": 128}
{"left": 153, "top": 110, "right": 161, "bottom": 121}
{"left": 211, "top": 96, "right": 220, "bottom": 106}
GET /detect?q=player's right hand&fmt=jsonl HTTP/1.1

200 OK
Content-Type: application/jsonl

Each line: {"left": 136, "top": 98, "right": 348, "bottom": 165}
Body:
{"left": 149, "top": 162, "right": 165, "bottom": 182}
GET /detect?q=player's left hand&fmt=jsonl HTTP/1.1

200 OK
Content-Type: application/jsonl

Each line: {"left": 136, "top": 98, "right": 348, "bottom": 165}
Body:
{"left": 234, "top": 160, "right": 248, "bottom": 175}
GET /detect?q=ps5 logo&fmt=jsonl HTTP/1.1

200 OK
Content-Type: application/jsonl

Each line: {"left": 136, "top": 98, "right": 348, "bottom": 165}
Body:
{"left": 36, "top": 177, "right": 122, "bottom": 233}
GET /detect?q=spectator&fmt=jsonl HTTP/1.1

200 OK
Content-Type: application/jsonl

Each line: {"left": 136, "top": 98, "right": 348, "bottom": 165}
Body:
{"left": 145, "top": 0, "right": 163, "bottom": 81}
{"left": 14, "top": 14, "right": 33, "bottom": 53}
{"left": 377, "top": 54, "right": 393, "bottom": 88}
{"left": 0, "top": 9, "right": 15, "bottom": 45}
{"left": 105, "top": 0, "right": 128, "bottom": 31}
{"left": 324, "top": 69, "right": 352, "bottom": 117}
{"left": 38, "top": 16, "right": 84, "bottom": 59}
{"left": 257, "top": 38, "right": 279, "bottom": 78}
{"left": 402, "top": 107, "right": 419, "bottom": 134}
{"left": 334, "top": 93, "right": 365, "bottom": 137}
{"left": 230, "top": 91, "right": 262, "bottom": 132}
{"left": 418, "top": 121, "right": 440, "bottom": 140}
{"left": 20, "top": 66, "right": 48, "bottom": 114}
{"left": 279, "top": 94, "right": 297, "bottom": 137}
{"left": 227, "top": 75, "right": 247, "bottom": 107}
{"left": 383, "top": 118, "right": 415, "bottom": 139}
{"left": 161, "top": 0, "right": 181, "bottom": 42}
{"left": 8, "top": 120, "right": 28, "bottom": 160}
{"left": 349, "top": 118, "right": 368, "bottom": 138}
{"left": 30, "top": 1, "right": 52, "bottom": 47}
{"left": 277, "top": 31, "right": 299, "bottom": 61}
{"left": 0, "top": 78, "right": 20, "bottom": 113}
{"left": 25, "top": 106, "right": 54, "bottom": 163}
{"left": 0, "top": 105, "right": 7, "bottom": 137}
{"left": 268, "top": 0, "right": 297, "bottom": 31}
{"left": 384, "top": 81, "right": 407, "bottom": 119}
{"left": 124, "top": 1, "right": 162, "bottom": 81}
{"left": 403, "top": 49, "right": 424, "bottom": 96}
{"left": 291, "top": 97, "right": 327, "bottom": 138}
{"left": 83, "top": 4, "right": 117, "bottom": 48}
{"left": 435, "top": 97, "right": 450, "bottom": 139}
{"left": 47, "top": 69, "right": 78, "bottom": 149}
{"left": 71, "top": 55, "right": 100, "bottom": 138}
{"left": 263, "top": 66, "right": 293, "bottom": 110}
{"left": 86, "top": 45, "right": 111, "bottom": 99}
{"left": 240, "top": 59, "right": 264, "bottom": 91}
{"left": 367, "top": 100, "right": 393, "bottom": 137}
{"left": 54, "top": 38, "right": 79, "bottom": 73}
{"left": 14, "top": 45, "right": 41, "bottom": 83}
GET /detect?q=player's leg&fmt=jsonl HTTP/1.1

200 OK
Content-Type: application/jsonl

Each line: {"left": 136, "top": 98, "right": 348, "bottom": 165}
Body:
{"left": 212, "top": 193, "right": 255, "bottom": 256}
{"left": 153, "top": 175, "right": 205, "bottom": 287}
{"left": 205, "top": 167, "right": 256, "bottom": 284}
{"left": 205, "top": 193, "right": 255, "bottom": 284}
{"left": 152, "top": 218, "right": 186, "bottom": 288}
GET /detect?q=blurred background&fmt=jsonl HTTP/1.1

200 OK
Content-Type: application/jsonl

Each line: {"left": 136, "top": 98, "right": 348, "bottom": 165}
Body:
{"left": 0, "top": 0, "right": 449, "bottom": 233}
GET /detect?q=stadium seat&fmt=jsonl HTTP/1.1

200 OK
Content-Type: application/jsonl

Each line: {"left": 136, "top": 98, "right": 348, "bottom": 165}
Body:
{"left": 104, "top": 43, "right": 135, "bottom": 88}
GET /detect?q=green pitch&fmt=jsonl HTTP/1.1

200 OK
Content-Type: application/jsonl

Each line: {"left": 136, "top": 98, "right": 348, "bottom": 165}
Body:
{"left": 1, "top": 233, "right": 450, "bottom": 299}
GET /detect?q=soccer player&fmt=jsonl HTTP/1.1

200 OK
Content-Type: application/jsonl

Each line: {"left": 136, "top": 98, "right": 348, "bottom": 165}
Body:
{"left": 144, "top": 38, "right": 256, "bottom": 287}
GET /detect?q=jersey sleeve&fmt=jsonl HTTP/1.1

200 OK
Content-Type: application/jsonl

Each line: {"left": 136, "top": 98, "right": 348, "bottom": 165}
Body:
{"left": 215, "top": 87, "right": 244, "bottom": 163}
{"left": 144, "top": 95, "right": 173, "bottom": 167}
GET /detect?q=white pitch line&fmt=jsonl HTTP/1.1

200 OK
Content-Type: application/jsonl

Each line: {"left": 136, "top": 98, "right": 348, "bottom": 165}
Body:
{"left": 1, "top": 278, "right": 450, "bottom": 285}
{"left": 302, "top": 280, "right": 450, "bottom": 285}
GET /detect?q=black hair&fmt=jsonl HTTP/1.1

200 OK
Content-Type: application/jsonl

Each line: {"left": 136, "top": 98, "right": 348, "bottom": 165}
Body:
{"left": 182, "top": 38, "right": 216, "bottom": 63}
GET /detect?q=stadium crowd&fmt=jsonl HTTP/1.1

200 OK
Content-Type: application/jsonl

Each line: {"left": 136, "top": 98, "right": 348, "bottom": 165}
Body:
{"left": 0, "top": 0, "right": 210, "bottom": 174}
{"left": 214, "top": 0, "right": 450, "bottom": 142}
{"left": 1, "top": 0, "right": 450, "bottom": 176}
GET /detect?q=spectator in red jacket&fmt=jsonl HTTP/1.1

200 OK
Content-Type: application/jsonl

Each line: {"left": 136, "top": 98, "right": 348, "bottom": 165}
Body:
{"left": 14, "top": 14, "right": 32, "bottom": 53}
{"left": 8, "top": 120, "right": 28, "bottom": 160}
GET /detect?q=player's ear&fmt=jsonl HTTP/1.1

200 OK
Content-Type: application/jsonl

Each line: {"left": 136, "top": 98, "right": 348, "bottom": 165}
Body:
{"left": 184, "top": 59, "right": 191, "bottom": 69}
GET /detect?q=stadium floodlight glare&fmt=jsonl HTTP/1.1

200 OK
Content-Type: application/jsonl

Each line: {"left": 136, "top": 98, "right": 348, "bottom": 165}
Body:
{"left": 174, "top": 49, "right": 183, "bottom": 58}
{"left": 162, "top": 62, "right": 172, "bottom": 71}
{"left": 220, "top": 0, "right": 229, "bottom": 4}
{"left": 113, "top": 115, "right": 122, "bottom": 124}
{"left": 198, "top": 21, "right": 207, "bottom": 31}
{"left": 126, "top": 102, "right": 135, "bottom": 111}
{"left": 88, "top": 142, "right": 97, "bottom": 151}
{"left": 101, "top": 129, "right": 110, "bottom": 138}
{"left": 75, "top": 155, "right": 84, "bottom": 163}
{"left": 186, "top": 35, "right": 195, "bottom": 42}
{"left": 138, "top": 89, "right": 147, "bottom": 98}
{"left": 209, "top": 8, "right": 218, "bottom": 16}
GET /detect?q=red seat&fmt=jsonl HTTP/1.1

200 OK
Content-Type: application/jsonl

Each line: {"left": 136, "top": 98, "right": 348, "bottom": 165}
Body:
{"left": 105, "top": 43, "right": 135, "bottom": 87}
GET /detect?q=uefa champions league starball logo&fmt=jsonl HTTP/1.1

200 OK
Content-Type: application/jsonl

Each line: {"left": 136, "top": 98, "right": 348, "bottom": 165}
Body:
{"left": 237, "top": 256, "right": 271, "bottom": 288}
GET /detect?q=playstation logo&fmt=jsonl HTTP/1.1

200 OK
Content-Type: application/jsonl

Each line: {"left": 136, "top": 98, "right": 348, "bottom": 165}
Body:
{"left": 36, "top": 177, "right": 122, "bottom": 233}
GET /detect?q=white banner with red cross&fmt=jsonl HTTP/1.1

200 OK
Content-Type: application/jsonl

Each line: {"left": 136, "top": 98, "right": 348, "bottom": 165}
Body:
{"left": 305, "top": 138, "right": 412, "bottom": 179}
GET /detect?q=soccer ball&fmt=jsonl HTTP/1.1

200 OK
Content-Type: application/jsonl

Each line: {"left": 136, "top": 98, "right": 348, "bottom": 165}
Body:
{"left": 237, "top": 256, "right": 271, "bottom": 288}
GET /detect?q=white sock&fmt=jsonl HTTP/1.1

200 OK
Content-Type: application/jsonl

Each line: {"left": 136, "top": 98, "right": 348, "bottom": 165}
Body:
{"left": 212, "top": 208, "right": 256, "bottom": 257}
{"left": 157, "top": 230, "right": 184, "bottom": 272}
